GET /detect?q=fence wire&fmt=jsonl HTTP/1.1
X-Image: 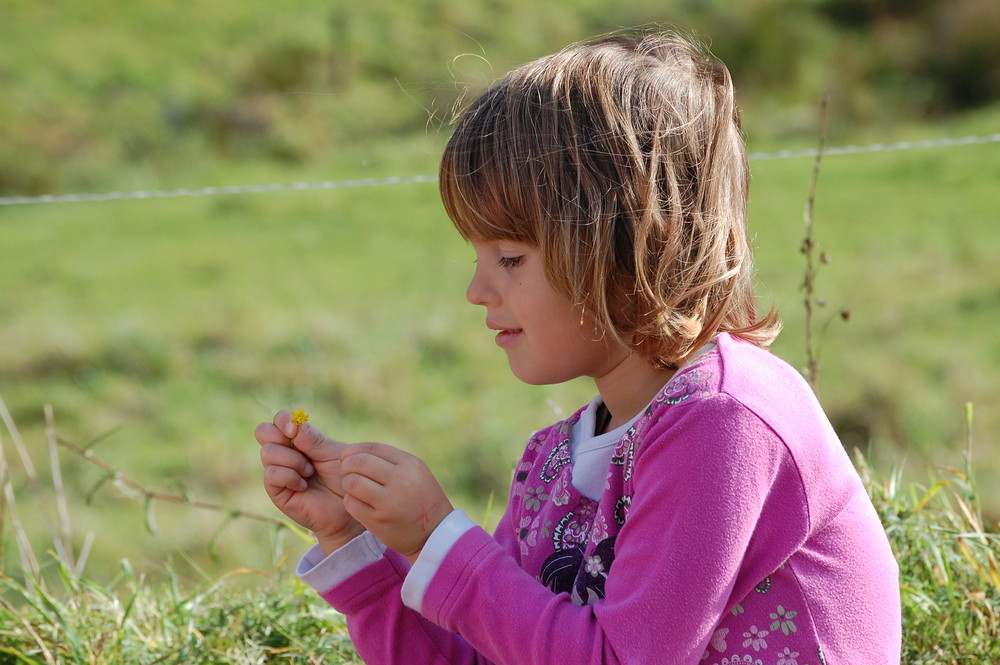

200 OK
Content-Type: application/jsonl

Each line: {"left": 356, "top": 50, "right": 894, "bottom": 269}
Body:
{"left": 1, "top": 134, "right": 998, "bottom": 207}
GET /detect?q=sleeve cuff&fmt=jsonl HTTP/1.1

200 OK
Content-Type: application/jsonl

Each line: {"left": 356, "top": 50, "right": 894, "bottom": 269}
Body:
{"left": 296, "top": 531, "right": 388, "bottom": 594}
{"left": 400, "top": 509, "right": 477, "bottom": 612}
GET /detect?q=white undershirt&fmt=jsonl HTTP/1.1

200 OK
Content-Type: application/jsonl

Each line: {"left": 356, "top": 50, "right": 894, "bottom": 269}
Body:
{"left": 570, "top": 396, "right": 643, "bottom": 500}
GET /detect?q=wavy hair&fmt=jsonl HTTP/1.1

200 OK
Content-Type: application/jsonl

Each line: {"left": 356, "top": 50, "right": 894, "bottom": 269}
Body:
{"left": 440, "top": 31, "right": 780, "bottom": 368}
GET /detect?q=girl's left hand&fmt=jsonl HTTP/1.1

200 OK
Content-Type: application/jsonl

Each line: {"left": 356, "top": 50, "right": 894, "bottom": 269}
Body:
{"left": 339, "top": 442, "right": 454, "bottom": 563}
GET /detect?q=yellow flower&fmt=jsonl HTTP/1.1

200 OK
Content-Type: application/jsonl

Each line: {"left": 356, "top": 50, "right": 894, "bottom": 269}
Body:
{"left": 290, "top": 409, "right": 309, "bottom": 426}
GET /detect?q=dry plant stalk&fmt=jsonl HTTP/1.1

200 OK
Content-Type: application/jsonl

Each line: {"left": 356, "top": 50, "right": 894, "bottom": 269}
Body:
{"left": 56, "top": 436, "right": 289, "bottom": 530}
{"left": 0, "top": 400, "right": 42, "bottom": 579}
{"left": 801, "top": 95, "right": 829, "bottom": 391}
{"left": 0, "top": 393, "right": 36, "bottom": 480}
{"left": 800, "top": 94, "right": 852, "bottom": 393}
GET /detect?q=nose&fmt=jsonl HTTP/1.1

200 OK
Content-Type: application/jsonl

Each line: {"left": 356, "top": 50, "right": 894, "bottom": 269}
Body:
{"left": 466, "top": 262, "right": 492, "bottom": 306}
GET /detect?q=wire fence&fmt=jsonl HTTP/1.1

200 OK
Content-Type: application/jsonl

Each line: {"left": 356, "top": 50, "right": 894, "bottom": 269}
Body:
{"left": 1, "top": 133, "right": 998, "bottom": 207}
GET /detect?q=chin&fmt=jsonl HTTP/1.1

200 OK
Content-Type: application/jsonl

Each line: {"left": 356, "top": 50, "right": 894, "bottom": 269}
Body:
{"left": 508, "top": 361, "right": 576, "bottom": 387}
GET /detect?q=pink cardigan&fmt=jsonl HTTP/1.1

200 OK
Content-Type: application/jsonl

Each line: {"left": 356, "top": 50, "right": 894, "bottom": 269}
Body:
{"left": 320, "top": 334, "right": 902, "bottom": 664}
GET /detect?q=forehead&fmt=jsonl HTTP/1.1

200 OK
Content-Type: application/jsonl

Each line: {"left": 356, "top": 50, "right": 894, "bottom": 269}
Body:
{"left": 441, "top": 156, "right": 540, "bottom": 245}
{"left": 469, "top": 237, "right": 534, "bottom": 253}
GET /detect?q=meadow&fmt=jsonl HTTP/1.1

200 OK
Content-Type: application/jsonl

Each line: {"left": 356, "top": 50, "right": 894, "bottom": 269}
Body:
{"left": 3, "top": 122, "right": 1000, "bottom": 659}
{"left": 2, "top": 1, "right": 999, "bottom": 660}
{"left": 4, "top": 107, "right": 1000, "bottom": 584}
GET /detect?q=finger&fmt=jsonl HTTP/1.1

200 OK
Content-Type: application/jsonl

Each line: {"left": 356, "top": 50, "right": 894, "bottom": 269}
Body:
{"left": 340, "top": 451, "right": 397, "bottom": 486}
{"left": 255, "top": 421, "right": 291, "bottom": 447}
{"left": 342, "top": 490, "right": 377, "bottom": 524}
{"left": 293, "top": 423, "right": 347, "bottom": 462}
{"left": 260, "top": 442, "right": 315, "bottom": 477}
{"left": 341, "top": 470, "right": 388, "bottom": 506}
{"left": 340, "top": 441, "right": 408, "bottom": 465}
{"left": 263, "top": 464, "right": 308, "bottom": 493}
{"left": 273, "top": 409, "right": 298, "bottom": 439}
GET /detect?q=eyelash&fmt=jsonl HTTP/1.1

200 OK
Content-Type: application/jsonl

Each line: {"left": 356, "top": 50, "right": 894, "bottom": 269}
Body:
{"left": 498, "top": 255, "right": 523, "bottom": 268}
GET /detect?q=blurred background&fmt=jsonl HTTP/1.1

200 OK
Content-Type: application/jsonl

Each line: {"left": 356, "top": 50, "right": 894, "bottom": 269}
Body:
{"left": 2, "top": 0, "right": 999, "bottom": 584}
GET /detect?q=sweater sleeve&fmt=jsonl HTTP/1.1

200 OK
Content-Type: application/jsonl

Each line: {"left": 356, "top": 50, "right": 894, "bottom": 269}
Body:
{"left": 319, "top": 545, "right": 494, "bottom": 664}
{"left": 401, "top": 509, "right": 478, "bottom": 610}
{"left": 316, "top": 502, "right": 529, "bottom": 664}
{"left": 419, "top": 394, "right": 810, "bottom": 665}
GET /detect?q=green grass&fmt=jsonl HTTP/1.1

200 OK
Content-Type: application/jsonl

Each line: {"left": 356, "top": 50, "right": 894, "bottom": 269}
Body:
{"left": 0, "top": 559, "right": 363, "bottom": 664}
{"left": 0, "top": 130, "right": 587, "bottom": 580}
{"left": 2, "top": 3, "right": 999, "bottom": 659}
{"left": 2, "top": 434, "right": 997, "bottom": 663}
{"left": 860, "top": 444, "right": 1000, "bottom": 661}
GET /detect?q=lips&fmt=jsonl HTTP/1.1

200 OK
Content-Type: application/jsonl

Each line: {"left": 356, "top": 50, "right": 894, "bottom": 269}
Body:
{"left": 487, "top": 320, "right": 523, "bottom": 348}
{"left": 494, "top": 329, "right": 523, "bottom": 349}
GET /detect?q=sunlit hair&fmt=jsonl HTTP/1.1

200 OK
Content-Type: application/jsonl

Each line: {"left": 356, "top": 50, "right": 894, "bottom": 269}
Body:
{"left": 440, "top": 31, "right": 781, "bottom": 369}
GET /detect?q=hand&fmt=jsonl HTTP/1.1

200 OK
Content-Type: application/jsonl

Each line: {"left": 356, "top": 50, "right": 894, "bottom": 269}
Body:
{"left": 256, "top": 410, "right": 365, "bottom": 555}
{"left": 340, "top": 442, "right": 453, "bottom": 564}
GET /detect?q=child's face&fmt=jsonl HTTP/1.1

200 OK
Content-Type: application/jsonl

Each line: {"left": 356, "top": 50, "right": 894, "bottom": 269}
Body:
{"left": 466, "top": 240, "right": 628, "bottom": 386}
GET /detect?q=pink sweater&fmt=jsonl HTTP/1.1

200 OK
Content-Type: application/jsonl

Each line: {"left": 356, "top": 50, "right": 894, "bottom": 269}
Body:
{"left": 320, "top": 333, "right": 902, "bottom": 664}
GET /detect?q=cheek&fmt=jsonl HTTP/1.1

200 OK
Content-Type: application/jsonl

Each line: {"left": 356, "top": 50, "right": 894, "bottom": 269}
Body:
{"left": 539, "top": 316, "right": 600, "bottom": 360}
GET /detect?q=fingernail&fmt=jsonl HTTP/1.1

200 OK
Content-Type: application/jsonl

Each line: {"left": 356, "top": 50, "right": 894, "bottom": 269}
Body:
{"left": 298, "top": 478, "right": 308, "bottom": 491}
{"left": 304, "top": 462, "right": 314, "bottom": 476}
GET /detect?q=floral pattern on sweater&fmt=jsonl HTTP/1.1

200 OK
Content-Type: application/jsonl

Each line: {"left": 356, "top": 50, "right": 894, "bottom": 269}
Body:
{"left": 508, "top": 356, "right": 827, "bottom": 662}
{"left": 510, "top": 360, "right": 714, "bottom": 605}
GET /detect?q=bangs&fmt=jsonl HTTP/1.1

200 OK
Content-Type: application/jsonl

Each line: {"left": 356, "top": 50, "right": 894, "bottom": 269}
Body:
{"left": 439, "top": 82, "right": 543, "bottom": 246}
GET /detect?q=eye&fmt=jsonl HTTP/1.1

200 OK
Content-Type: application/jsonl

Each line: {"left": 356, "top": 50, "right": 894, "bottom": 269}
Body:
{"left": 498, "top": 255, "right": 523, "bottom": 268}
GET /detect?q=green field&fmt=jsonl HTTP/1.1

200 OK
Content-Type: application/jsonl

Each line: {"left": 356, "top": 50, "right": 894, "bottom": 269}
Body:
{"left": 2, "top": 1, "right": 999, "bottom": 588}
{"left": 3, "top": 114, "right": 1000, "bottom": 583}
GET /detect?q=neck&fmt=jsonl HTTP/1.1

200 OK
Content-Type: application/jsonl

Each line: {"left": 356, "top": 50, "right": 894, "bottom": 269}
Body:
{"left": 594, "top": 352, "right": 675, "bottom": 433}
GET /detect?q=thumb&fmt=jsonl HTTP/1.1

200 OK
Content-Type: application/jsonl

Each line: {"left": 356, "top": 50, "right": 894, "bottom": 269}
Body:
{"left": 292, "top": 422, "right": 346, "bottom": 463}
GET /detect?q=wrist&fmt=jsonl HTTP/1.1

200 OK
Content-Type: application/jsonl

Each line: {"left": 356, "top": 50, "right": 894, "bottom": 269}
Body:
{"left": 401, "top": 500, "right": 455, "bottom": 564}
{"left": 316, "top": 524, "right": 367, "bottom": 557}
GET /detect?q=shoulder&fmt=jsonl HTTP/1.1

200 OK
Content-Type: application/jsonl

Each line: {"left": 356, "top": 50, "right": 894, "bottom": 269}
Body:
{"left": 652, "top": 332, "right": 815, "bottom": 411}
{"left": 713, "top": 334, "right": 862, "bottom": 502}
{"left": 645, "top": 333, "right": 840, "bottom": 453}
{"left": 713, "top": 333, "right": 822, "bottom": 424}
{"left": 637, "top": 333, "right": 863, "bottom": 526}
{"left": 638, "top": 337, "right": 760, "bottom": 437}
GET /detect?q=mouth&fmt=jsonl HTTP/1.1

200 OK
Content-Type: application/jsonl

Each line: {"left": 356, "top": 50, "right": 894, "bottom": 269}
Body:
{"left": 494, "top": 329, "right": 523, "bottom": 348}
{"left": 487, "top": 321, "right": 523, "bottom": 348}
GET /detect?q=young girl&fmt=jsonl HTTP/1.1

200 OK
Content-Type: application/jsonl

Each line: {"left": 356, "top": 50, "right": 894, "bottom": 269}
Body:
{"left": 257, "top": 32, "right": 902, "bottom": 665}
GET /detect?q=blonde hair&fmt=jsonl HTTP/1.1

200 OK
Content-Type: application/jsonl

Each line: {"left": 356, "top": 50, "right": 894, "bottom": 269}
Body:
{"left": 440, "top": 31, "right": 780, "bottom": 369}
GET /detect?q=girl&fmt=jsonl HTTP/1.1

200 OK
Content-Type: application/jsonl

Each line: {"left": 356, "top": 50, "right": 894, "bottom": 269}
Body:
{"left": 257, "top": 32, "right": 902, "bottom": 664}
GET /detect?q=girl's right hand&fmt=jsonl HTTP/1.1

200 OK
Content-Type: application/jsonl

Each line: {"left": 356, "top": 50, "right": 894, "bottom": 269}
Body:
{"left": 256, "top": 410, "right": 366, "bottom": 554}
